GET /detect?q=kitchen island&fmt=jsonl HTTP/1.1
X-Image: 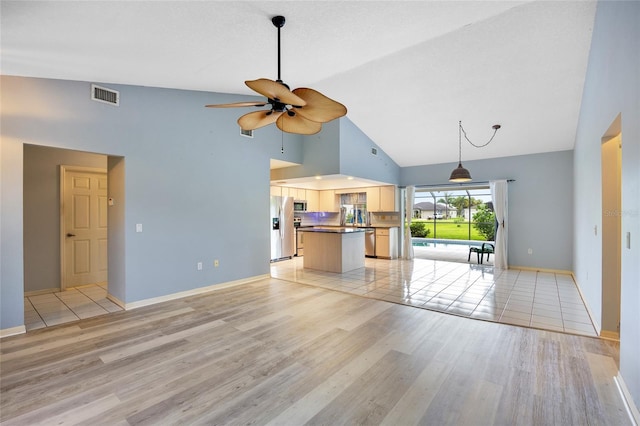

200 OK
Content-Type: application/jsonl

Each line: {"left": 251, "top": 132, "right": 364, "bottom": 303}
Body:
{"left": 297, "top": 227, "right": 366, "bottom": 273}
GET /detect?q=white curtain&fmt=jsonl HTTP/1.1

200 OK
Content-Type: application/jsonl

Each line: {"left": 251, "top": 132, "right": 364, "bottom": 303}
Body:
{"left": 490, "top": 180, "right": 508, "bottom": 269}
{"left": 403, "top": 185, "right": 415, "bottom": 259}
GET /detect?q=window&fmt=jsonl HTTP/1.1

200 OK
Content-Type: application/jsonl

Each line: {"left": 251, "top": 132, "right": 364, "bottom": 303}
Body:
{"left": 412, "top": 186, "right": 494, "bottom": 241}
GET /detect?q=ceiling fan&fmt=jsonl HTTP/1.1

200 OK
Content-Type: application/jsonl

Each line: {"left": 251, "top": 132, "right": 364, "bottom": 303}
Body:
{"left": 206, "top": 15, "right": 347, "bottom": 135}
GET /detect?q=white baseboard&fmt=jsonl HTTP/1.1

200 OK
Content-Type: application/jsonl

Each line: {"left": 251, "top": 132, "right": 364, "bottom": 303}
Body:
{"left": 124, "top": 274, "right": 270, "bottom": 310}
{"left": 0, "top": 325, "right": 26, "bottom": 339}
{"left": 599, "top": 330, "right": 620, "bottom": 341}
{"left": 24, "top": 288, "right": 60, "bottom": 297}
{"left": 571, "top": 272, "right": 602, "bottom": 335}
{"left": 509, "top": 265, "right": 573, "bottom": 275}
{"left": 107, "top": 293, "right": 126, "bottom": 309}
{"left": 615, "top": 373, "right": 640, "bottom": 426}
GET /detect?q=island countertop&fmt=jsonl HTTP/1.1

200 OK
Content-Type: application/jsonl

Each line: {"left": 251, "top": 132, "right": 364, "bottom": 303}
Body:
{"left": 299, "top": 227, "right": 365, "bottom": 273}
{"left": 297, "top": 227, "right": 367, "bottom": 233}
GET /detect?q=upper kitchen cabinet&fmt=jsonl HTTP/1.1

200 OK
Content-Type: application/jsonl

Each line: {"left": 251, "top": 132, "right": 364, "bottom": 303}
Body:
{"left": 379, "top": 185, "right": 397, "bottom": 211}
{"left": 319, "top": 190, "right": 339, "bottom": 212}
{"left": 365, "top": 187, "right": 380, "bottom": 211}
{"left": 366, "top": 185, "right": 397, "bottom": 212}
{"left": 270, "top": 186, "right": 282, "bottom": 197}
{"left": 278, "top": 187, "right": 303, "bottom": 199}
{"left": 306, "top": 189, "right": 320, "bottom": 211}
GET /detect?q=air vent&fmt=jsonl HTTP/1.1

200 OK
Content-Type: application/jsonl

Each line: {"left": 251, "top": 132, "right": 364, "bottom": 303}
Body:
{"left": 91, "top": 84, "right": 119, "bottom": 106}
{"left": 240, "top": 128, "right": 253, "bottom": 138}
{"left": 371, "top": 147, "right": 377, "bottom": 155}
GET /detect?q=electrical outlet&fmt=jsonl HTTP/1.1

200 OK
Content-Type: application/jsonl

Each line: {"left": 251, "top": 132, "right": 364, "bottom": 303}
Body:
{"left": 214, "top": 259, "right": 219, "bottom": 268}
{"left": 136, "top": 223, "right": 143, "bottom": 233}
{"left": 197, "top": 262, "right": 203, "bottom": 271}
{"left": 527, "top": 248, "right": 533, "bottom": 255}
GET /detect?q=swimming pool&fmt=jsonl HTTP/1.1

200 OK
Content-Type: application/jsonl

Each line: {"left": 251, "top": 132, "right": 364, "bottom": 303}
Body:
{"left": 411, "top": 238, "right": 488, "bottom": 249}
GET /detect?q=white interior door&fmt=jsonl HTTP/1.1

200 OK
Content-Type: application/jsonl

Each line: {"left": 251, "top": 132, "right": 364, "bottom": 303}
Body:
{"left": 62, "top": 167, "right": 108, "bottom": 289}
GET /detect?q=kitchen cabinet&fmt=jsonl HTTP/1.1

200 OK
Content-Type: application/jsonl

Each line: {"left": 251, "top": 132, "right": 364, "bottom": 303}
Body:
{"left": 299, "top": 228, "right": 365, "bottom": 273}
{"left": 379, "top": 185, "right": 397, "bottom": 211}
{"left": 319, "top": 190, "right": 338, "bottom": 212}
{"left": 366, "top": 185, "right": 397, "bottom": 212}
{"left": 365, "top": 187, "right": 380, "bottom": 211}
{"left": 270, "top": 186, "right": 282, "bottom": 197}
{"left": 306, "top": 189, "right": 320, "bottom": 211}
{"left": 375, "top": 227, "right": 398, "bottom": 259}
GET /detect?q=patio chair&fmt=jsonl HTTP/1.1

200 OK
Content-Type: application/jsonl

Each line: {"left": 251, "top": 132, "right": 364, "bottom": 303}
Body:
{"left": 468, "top": 243, "right": 495, "bottom": 264}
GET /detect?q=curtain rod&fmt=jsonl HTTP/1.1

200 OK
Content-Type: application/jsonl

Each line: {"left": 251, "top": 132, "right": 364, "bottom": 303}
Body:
{"left": 400, "top": 179, "right": 515, "bottom": 189}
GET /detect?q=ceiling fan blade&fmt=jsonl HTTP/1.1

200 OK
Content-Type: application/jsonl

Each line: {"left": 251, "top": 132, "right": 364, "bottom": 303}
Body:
{"left": 205, "top": 101, "right": 267, "bottom": 108}
{"left": 238, "top": 110, "right": 283, "bottom": 131}
{"left": 292, "top": 88, "right": 347, "bottom": 123}
{"left": 245, "top": 79, "right": 306, "bottom": 106}
{"left": 276, "top": 113, "right": 322, "bottom": 135}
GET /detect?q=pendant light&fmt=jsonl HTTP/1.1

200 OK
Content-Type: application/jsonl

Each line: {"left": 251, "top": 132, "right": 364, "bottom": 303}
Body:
{"left": 449, "top": 121, "right": 501, "bottom": 183}
{"left": 449, "top": 121, "right": 472, "bottom": 182}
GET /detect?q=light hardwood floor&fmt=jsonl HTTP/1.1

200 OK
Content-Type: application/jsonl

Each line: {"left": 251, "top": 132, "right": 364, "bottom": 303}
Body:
{"left": 1, "top": 277, "right": 628, "bottom": 425}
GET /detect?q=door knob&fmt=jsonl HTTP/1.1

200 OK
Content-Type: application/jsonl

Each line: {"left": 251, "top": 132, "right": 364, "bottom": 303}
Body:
{"left": 66, "top": 233, "right": 76, "bottom": 237}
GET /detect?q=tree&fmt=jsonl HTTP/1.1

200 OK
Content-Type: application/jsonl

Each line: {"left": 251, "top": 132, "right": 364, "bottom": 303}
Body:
{"left": 472, "top": 204, "right": 496, "bottom": 241}
{"left": 437, "top": 192, "right": 453, "bottom": 218}
{"left": 450, "top": 196, "right": 468, "bottom": 217}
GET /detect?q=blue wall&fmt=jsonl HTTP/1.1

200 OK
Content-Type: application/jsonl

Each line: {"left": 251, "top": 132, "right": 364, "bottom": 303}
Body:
{"left": 1, "top": 75, "right": 304, "bottom": 328}
{"left": 573, "top": 0, "right": 640, "bottom": 409}
{"left": 338, "top": 118, "right": 400, "bottom": 184}
{"left": 401, "top": 150, "right": 574, "bottom": 271}
{"left": 271, "top": 117, "right": 401, "bottom": 184}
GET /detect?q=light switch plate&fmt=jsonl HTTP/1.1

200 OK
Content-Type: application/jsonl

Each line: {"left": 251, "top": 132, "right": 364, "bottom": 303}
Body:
{"left": 136, "top": 224, "right": 143, "bottom": 233}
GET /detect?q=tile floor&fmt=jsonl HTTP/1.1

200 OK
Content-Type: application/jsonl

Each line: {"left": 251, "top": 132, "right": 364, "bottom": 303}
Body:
{"left": 271, "top": 256, "right": 598, "bottom": 337}
{"left": 24, "top": 283, "right": 123, "bottom": 331}
{"left": 25, "top": 255, "right": 596, "bottom": 339}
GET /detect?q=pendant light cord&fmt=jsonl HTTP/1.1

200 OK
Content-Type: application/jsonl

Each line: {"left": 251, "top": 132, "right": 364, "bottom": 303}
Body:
{"left": 460, "top": 121, "right": 500, "bottom": 148}
{"left": 458, "top": 121, "right": 463, "bottom": 163}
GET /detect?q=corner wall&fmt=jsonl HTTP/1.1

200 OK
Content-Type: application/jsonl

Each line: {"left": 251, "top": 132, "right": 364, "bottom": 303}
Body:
{"left": 0, "top": 139, "right": 24, "bottom": 330}
{"left": 573, "top": 0, "right": 640, "bottom": 411}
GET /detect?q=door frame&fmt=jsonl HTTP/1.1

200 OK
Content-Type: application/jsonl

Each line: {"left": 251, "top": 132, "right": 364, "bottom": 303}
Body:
{"left": 59, "top": 165, "right": 108, "bottom": 290}
{"left": 599, "top": 115, "right": 622, "bottom": 340}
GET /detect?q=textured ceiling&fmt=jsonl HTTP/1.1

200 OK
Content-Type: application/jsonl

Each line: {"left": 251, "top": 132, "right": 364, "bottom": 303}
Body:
{"left": 1, "top": 1, "right": 597, "bottom": 167}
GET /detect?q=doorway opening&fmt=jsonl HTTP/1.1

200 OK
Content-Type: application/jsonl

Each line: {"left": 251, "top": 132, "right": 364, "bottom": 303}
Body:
{"left": 411, "top": 186, "right": 495, "bottom": 264}
{"left": 23, "top": 145, "right": 125, "bottom": 330}
{"left": 600, "top": 116, "right": 622, "bottom": 340}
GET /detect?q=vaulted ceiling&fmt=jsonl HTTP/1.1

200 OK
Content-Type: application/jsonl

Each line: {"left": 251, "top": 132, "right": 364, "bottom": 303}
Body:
{"left": 1, "top": 1, "right": 596, "bottom": 167}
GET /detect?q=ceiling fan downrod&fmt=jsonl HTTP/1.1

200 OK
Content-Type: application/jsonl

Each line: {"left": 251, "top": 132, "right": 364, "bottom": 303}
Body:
{"left": 272, "top": 16, "right": 286, "bottom": 86}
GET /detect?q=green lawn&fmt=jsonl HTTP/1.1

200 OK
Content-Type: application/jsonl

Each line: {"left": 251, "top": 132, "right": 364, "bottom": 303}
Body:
{"left": 410, "top": 219, "right": 490, "bottom": 241}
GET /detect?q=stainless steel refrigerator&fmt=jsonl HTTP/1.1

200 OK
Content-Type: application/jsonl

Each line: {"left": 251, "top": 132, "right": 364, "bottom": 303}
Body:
{"left": 270, "top": 196, "right": 295, "bottom": 261}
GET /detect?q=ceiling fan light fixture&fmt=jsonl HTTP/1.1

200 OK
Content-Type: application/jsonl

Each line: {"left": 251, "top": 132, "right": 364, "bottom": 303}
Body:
{"left": 205, "top": 15, "right": 347, "bottom": 135}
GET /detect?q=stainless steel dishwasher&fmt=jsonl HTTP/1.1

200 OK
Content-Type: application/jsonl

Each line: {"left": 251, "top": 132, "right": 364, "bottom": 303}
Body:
{"left": 365, "top": 228, "right": 376, "bottom": 257}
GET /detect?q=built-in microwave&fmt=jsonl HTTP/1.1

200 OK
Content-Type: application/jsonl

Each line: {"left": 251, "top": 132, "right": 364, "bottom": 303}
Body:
{"left": 293, "top": 200, "right": 307, "bottom": 212}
